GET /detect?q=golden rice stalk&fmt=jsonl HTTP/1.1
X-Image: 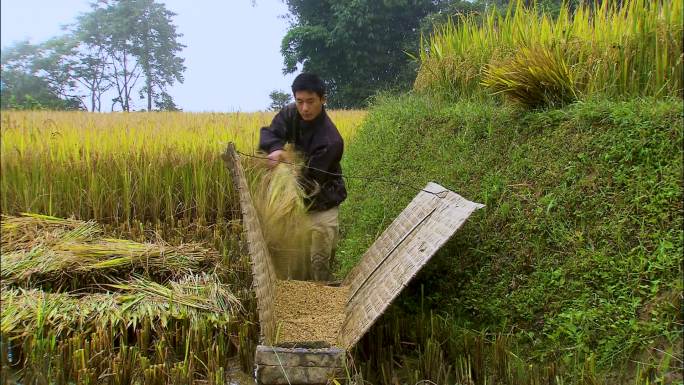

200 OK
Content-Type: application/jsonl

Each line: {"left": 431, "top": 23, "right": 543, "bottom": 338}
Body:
{"left": 1, "top": 213, "right": 101, "bottom": 253}
{"left": 1, "top": 274, "right": 242, "bottom": 341}
{"left": 482, "top": 44, "right": 579, "bottom": 108}
{"left": 245, "top": 145, "right": 313, "bottom": 279}
{"left": 1, "top": 234, "right": 221, "bottom": 289}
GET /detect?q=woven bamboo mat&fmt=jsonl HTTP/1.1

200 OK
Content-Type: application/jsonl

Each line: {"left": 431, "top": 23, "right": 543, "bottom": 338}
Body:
{"left": 223, "top": 144, "right": 277, "bottom": 344}
{"left": 339, "top": 182, "right": 484, "bottom": 349}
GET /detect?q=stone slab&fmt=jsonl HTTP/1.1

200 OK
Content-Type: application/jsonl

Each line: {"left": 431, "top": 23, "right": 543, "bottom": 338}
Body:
{"left": 255, "top": 345, "right": 346, "bottom": 384}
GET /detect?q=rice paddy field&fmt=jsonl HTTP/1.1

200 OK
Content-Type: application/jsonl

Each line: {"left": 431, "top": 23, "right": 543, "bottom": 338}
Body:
{"left": 0, "top": 111, "right": 363, "bottom": 227}
{"left": 0, "top": 110, "right": 365, "bottom": 384}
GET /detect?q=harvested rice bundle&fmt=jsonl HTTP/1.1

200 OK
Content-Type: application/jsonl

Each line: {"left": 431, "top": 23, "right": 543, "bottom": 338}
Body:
{"left": 1, "top": 273, "right": 242, "bottom": 341}
{"left": 1, "top": 236, "right": 221, "bottom": 290}
{"left": 1, "top": 213, "right": 101, "bottom": 253}
{"left": 0, "top": 286, "right": 116, "bottom": 338}
{"left": 245, "top": 145, "right": 313, "bottom": 280}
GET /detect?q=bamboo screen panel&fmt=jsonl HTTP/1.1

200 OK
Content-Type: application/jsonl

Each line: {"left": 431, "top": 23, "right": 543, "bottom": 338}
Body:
{"left": 223, "top": 143, "right": 277, "bottom": 344}
{"left": 340, "top": 183, "right": 484, "bottom": 349}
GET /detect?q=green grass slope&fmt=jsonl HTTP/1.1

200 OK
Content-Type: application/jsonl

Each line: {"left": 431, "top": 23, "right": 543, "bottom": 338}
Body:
{"left": 338, "top": 94, "right": 682, "bottom": 370}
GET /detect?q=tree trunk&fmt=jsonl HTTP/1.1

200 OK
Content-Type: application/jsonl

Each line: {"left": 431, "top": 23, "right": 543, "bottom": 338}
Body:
{"left": 123, "top": 49, "right": 129, "bottom": 111}
{"left": 90, "top": 78, "right": 97, "bottom": 112}
{"left": 147, "top": 79, "right": 152, "bottom": 111}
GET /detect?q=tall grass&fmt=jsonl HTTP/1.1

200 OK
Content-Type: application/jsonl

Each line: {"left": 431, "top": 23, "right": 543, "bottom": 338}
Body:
{"left": 0, "top": 110, "right": 363, "bottom": 228}
{"left": 415, "top": 0, "right": 683, "bottom": 107}
{"left": 350, "top": 309, "right": 680, "bottom": 384}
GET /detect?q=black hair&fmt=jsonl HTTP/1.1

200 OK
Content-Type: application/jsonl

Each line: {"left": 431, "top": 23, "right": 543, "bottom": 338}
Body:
{"left": 291, "top": 73, "right": 326, "bottom": 98}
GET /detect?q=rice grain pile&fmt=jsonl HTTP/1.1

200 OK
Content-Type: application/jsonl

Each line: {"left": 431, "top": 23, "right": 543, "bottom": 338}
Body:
{"left": 274, "top": 280, "right": 349, "bottom": 346}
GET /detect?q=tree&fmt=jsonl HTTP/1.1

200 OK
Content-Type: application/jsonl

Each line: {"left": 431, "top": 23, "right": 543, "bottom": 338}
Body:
{"left": 1, "top": 0, "right": 186, "bottom": 112}
{"left": 135, "top": 0, "right": 186, "bottom": 111}
{"left": 280, "top": 0, "right": 453, "bottom": 108}
{"left": 76, "top": 3, "right": 141, "bottom": 111}
{"left": 0, "top": 68, "right": 79, "bottom": 110}
{"left": 154, "top": 90, "right": 181, "bottom": 111}
{"left": 71, "top": 14, "right": 113, "bottom": 112}
{"left": 268, "top": 89, "right": 292, "bottom": 110}
{"left": 1, "top": 40, "right": 83, "bottom": 110}
{"left": 419, "top": 1, "right": 485, "bottom": 36}
{"left": 75, "top": 0, "right": 185, "bottom": 111}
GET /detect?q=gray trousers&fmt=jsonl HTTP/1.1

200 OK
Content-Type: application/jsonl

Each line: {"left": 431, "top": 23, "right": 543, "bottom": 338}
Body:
{"left": 308, "top": 206, "right": 339, "bottom": 281}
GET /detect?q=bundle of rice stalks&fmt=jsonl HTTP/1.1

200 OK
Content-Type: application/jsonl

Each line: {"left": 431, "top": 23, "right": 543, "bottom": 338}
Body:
{"left": 244, "top": 145, "right": 313, "bottom": 280}
{"left": 0, "top": 213, "right": 252, "bottom": 383}
{"left": 1, "top": 214, "right": 222, "bottom": 289}
{"left": 1, "top": 274, "right": 242, "bottom": 341}
{"left": 482, "top": 44, "right": 579, "bottom": 109}
{"left": 1, "top": 274, "right": 246, "bottom": 385}
{"left": 1, "top": 238, "right": 221, "bottom": 289}
{"left": 1, "top": 213, "right": 100, "bottom": 253}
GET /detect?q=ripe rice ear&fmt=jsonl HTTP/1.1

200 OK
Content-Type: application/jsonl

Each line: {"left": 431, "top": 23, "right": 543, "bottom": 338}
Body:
{"left": 245, "top": 145, "right": 313, "bottom": 279}
{"left": 482, "top": 45, "right": 579, "bottom": 108}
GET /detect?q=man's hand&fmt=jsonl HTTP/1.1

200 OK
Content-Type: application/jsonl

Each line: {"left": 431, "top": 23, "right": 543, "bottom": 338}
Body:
{"left": 267, "top": 149, "right": 285, "bottom": 168}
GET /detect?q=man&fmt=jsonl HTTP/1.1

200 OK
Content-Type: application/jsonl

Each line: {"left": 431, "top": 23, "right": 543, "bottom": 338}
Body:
{"left": 259, "top": 73, "right": 347, "bottom": 282}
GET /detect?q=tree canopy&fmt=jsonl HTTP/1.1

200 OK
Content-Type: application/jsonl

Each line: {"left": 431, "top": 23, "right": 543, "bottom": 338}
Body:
{"left": 268, "top": 89, "right": 293, "bottom": 111}
{"left": 1, "top": 0, "right": 185, "bottom": 111}
{"left": 1, "top": 40, "right": 83, "bottom": 110}
{"left": 281, "top": 0, "right": 449, "bottom": 108}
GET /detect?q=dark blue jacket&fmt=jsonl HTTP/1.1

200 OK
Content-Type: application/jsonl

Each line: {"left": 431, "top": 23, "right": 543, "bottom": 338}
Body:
{"left": 259, "top": 103, "right": 347, "bottom": 211}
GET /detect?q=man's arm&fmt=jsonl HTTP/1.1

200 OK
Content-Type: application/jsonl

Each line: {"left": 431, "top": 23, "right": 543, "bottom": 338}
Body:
{"left": 259, "top": 107, "right": 290, "bottom": 167}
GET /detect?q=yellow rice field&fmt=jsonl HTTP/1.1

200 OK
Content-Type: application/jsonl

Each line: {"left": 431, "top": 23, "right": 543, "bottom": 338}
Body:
{"left": 0, "top": 110, "right": 365, "bottom": 226}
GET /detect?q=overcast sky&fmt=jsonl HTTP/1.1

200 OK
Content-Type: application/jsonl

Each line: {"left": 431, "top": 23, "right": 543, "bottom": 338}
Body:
{"left": 0, "top": 0, "right": 299, "bottom": 112}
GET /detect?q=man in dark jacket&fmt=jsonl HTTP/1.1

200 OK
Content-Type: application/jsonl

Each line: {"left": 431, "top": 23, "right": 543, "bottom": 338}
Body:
{"left": 259, "top": 73, "right": 347, "bottom": 281}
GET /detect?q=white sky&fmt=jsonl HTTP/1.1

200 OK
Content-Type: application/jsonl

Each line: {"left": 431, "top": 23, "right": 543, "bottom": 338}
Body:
{"left": 0, "top": 0, "right": 299, "bottom": 112}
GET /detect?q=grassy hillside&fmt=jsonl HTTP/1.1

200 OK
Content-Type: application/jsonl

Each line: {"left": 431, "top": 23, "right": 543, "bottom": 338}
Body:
{"left": 338, "top": 94, "right": 682, "bottom": 377}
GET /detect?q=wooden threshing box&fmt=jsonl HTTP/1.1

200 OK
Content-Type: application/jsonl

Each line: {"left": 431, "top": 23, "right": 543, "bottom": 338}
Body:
{"left": 223, "top": 143, "right": 483, "bottom": 384}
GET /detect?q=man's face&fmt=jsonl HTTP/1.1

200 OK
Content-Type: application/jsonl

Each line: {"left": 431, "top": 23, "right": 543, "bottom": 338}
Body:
{"left": 294, "top": 90, "right": 325, "bottom": 121}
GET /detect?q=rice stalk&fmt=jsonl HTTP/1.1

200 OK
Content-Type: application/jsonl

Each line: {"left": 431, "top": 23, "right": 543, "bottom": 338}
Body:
{"left": 0, "top": 110, "right": 364, "bottom": 228}
{"left": 416, "top": 0, "right": 683, "bottom": 106}
{"left": 1, "top": 243, "right": 220, "bottom": 289}
{"left": 1, "top": 274, "right": 242, "bottom": 342}
{"left": 0, "top": 215, "right": 250, "bottom": 383}
{"left": 245, "top": 145, "right": 313, "bottom": 279}
{"left": 482, "top": 44, "right": 579, "bottom": 108}
{"left": 6, "top": 304, "right": 244, "bottom": 384}
{"left": 1, "top": 216, "right": 221, "bottom": 289}
{"left": 1, "top": 213, "right": 101, "bottom": 253}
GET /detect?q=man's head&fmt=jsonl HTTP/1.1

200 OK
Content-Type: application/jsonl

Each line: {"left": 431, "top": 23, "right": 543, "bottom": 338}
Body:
{"left": 291, "top": 73, "right": 326, "bottom": 121}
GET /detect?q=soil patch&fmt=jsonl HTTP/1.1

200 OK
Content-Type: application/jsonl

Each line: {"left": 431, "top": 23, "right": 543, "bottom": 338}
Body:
{"left": 274, "top": 280, "right": 349, "bottom": 346}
